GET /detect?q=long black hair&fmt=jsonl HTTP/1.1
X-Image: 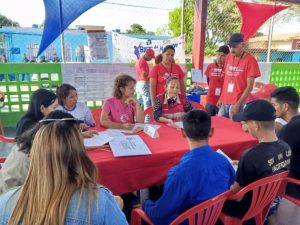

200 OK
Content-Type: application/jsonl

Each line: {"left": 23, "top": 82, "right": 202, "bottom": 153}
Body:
{"left": 22, "top": 88, "right": 57, "bottom": 121}
{"left": 17, "top": 110, "right": 74, "bottom": 154}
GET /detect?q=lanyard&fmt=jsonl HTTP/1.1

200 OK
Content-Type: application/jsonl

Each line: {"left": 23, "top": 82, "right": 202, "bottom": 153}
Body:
{"left": 161, "top": 63, "right": 173, "bottom": 75}
{"left": 230, "top": 51, "right": 245, "bottom": 82}
{"left": 215, "top": 62, "right": 224, "bottom": 83}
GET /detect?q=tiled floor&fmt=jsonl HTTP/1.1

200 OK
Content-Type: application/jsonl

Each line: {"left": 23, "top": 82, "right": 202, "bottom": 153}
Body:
{"left": 275, "top": 198, "right": 300, "bottom": 225}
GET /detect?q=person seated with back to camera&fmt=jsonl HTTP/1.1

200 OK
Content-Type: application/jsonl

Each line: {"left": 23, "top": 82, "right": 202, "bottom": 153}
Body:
{"left": 153, "top": 76, "right": 193, "bottom": 127}
{"left": 143, "top": 110, "right": 235, "bottom": 225}
{"left": 0, "top": 112, "right": 128, "bottom": 225}
{"left": 0, "top": 110, "right": 97, "bottom": 195}
{"left": 100, "top": 74, "right": 145, "bottom": 130}
{"left": 56, "top": 83, "right": 95, "bottom": 131}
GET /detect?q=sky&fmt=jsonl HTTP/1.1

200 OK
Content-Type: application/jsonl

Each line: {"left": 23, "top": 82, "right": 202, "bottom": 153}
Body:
{"left": 0, "top": 0, "right": 181, "bottom": 33}
{"left": 0, "top": 0, "right": 299, "bottom": 35}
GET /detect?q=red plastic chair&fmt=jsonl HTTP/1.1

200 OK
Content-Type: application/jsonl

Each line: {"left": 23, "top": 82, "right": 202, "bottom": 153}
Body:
{"left": 131, "top": 190, "right": 231, "bottom": 225}
{"left": 278, "top": 176, "right": 300, "bottom": 206}
{"left": 0, "top": 135, "right": 15, "bottom": 143}
{"left": 144, "top": 106, "right": 154, "bottom": 123}
{"left": 220, "top": 171, "right": 288, "bottom": 225}
{"left": 0, "top": 157, "right": 6, "bottom": 170}
{"left": 189, "top": 100, "right": 206, "bottom": 111}
{"left": 91, "top": 108, "right": 102, "bottom": 127}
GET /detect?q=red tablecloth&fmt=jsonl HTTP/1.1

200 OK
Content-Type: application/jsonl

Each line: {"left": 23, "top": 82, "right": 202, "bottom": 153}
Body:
{"left": 87, "top": 116, "right": 257, "bottom": 195}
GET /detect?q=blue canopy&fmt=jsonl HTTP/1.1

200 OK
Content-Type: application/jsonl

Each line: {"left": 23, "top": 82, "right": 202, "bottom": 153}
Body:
{"left": 38, "top": 0, "right": 106, "bottom": 56}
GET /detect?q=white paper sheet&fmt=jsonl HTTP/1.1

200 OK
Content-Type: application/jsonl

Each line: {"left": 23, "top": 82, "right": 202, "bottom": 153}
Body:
{"left": 106, "top": 123, "right": 146, "bottom": 134}
{"left": 109, "top": 135, "right": 151, "bottom": 157}
{"left": 173, "top": 121, "right": 183, "bottom": 129}
{"left": 144, "top": 124, "right": 160, "bottom": 138}
{"left": 102, "top": 130, "right": 126, "bottom": 138}
{"left": 84, "top": 133, "right": 113, "bottom": 149}
{"left": 216, "top": 149, "right": 238, "bottom": 171}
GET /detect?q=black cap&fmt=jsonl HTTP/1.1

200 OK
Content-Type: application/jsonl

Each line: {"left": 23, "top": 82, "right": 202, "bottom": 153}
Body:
{"left": 216, "top": 45, "right": 230, "bottom": 54}
{"left": 228, "top": 33, "right": 244, "bottom": 46}
{"left": 232, "top": 100, "right": 276, "bottom": 122}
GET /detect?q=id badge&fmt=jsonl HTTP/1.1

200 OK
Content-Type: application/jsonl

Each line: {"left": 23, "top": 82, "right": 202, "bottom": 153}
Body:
{"left": 227, "top": 83, "right": 234, "bottom": 93}
{"left": 215, "top": 87, "right": 221, "bottom": 96}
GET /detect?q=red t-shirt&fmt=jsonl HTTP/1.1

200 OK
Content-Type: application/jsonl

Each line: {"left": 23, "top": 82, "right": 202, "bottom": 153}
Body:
{"left": 149, "top": 63, "right": 185, "bottom": 96}
{"left": 204, "top": 63, "right": 225, "bottom": 105}
{"left": 135, "top": 57, "right": 149, "bottom": 81}
{"left": 220, "top": 53, "right": 261, "bottom": 104}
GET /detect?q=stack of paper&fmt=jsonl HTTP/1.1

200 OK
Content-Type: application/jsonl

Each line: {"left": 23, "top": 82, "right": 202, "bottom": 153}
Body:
{"left": 109, "top": 135, "right": 152, "bottom": 157}
{"left": 106, "top": 123, "right": 146, "bottom": 134}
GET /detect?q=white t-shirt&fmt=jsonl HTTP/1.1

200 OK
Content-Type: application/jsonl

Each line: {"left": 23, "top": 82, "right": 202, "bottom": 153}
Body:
{"left": 58, "top": 102, "right": 95, "bottom": 127}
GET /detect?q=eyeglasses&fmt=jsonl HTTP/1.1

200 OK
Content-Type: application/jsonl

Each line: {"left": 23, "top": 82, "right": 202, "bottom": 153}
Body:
{"left": 39, "top": 118, "right": 80, "bottom": 124}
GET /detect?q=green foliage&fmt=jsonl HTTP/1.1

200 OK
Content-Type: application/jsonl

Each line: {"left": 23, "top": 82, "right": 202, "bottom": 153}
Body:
{"left": 156, "top": 25, "right": 172, "bottom": 36}
{"left": 0, "top": 14, "right": 19, "bottom": 27}
{"left": 206, "top": 0, "right": 240, "bottom": 52}
{"left": 168, "top": 0, "right": 241, "bottom": 55}
{"left": 168, "top": 2, "right": 194, "bottom": 53}
{"left": 126, "top": 23, "right": 154, "bottom": 35}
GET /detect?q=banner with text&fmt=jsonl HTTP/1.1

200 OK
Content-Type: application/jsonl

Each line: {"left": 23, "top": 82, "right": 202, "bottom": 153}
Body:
{"left": 112, "top": 32, "right": 185, "bottom": 64}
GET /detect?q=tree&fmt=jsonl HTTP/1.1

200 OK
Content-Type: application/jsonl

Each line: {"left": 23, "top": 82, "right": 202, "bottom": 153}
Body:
{"left": 126, "top": 23, "right": 155, "bottom": 35}
{"left": 0, "top": 14, "right": 19, "bottom": 27}
{"left": 168, "top": 0, "right": 240, "bottom": 55}
{"left": 168, "top": 0, "right": 194, "bottom": 53}
{"left": 156, "top": 25, "right": 172, "bottom": 36}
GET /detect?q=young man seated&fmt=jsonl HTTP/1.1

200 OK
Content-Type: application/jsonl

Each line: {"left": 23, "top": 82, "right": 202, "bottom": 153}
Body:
{"left": 143, "top": 110, "right": 236, "bottom": 225}
{"left": 220, "top": 100, "right": 291, "bottom": 225}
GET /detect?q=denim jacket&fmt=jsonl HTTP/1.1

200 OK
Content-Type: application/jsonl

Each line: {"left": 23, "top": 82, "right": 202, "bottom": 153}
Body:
{"left": 0, "top": 186, "right": 128, "bottom": 225}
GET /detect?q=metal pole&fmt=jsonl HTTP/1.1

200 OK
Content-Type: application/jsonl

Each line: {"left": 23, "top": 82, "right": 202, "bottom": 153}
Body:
{"left": 181, "top": 0, "right": 185, "bottom": 36}
{"left": 266, "top": 15, "right": 274, "bottom": 63}
{"left": 59, "top": 0, "right": 66, "bottom": 62}
{"left": 60, "top": 33, "right": 66, "bottom": 62}
{"left": 267, "top": 1, "right": 277, "bottom": 63}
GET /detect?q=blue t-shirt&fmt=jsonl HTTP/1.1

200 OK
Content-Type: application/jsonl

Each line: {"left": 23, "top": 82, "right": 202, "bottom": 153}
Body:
{"left": 0, "top": 186, "right": 128, "bottom": 225}
{"left": 143, "top": 145, "right": 235, "bottom": 225}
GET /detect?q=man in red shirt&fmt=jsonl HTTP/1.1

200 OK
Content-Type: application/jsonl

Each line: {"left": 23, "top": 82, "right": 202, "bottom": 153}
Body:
{"left": 217, "top": 33, "right": 261, "bottom": 118}
{"left": 135, "top": 48, "right": 155, "bottom": 110}
{"left": 204, "top": 45, "right": 229, "bottom": 116}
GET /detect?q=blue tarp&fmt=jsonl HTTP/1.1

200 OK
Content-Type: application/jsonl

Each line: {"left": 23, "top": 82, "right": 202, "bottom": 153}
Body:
{"left": 38, "top": 0, "right": 106, "bottom": 56}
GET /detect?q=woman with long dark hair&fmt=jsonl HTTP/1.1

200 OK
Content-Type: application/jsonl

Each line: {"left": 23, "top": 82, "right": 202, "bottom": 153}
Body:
{"left": 0, "top": 113, "right": 128, "bottom": 224}
{"left": 15, "top": 88, "right": 58, "bottom": 136}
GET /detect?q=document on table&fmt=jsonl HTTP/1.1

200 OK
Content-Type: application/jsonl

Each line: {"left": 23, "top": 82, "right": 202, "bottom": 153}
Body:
{"left": 174, "top": 121, "right": 183, "bottom": 129}
{"left": 84, "top": 133, "right": 113, "bottom": 149}
{"left": 102, "top": 129, "right": 126, "bottom": 138}
{"left": 109, "top": 135, "right": 152, "bottom": 157}
{"left": 106, "top": 123, "right": 146, "bottom": 134}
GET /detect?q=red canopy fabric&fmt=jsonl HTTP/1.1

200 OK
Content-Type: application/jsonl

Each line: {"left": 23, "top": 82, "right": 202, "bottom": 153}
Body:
{"left": 236, "top": 1, "right": 288, "bottom": 41}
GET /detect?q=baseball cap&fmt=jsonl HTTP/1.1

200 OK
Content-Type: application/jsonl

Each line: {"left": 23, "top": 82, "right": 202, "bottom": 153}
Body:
{"left": 145, "top": 48, "right": 155, "bottom": 58}
{"left": 216, "top": 45, "right": 230, "bottom": 54}
{"left": 232, "top": 100, "right": 276, "bottom": 122}
{"left": 252, "top": 84, "right": 277, "bottom": 100}
{"left": 228, "top": 33, "right": 245, "bottom": 46}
